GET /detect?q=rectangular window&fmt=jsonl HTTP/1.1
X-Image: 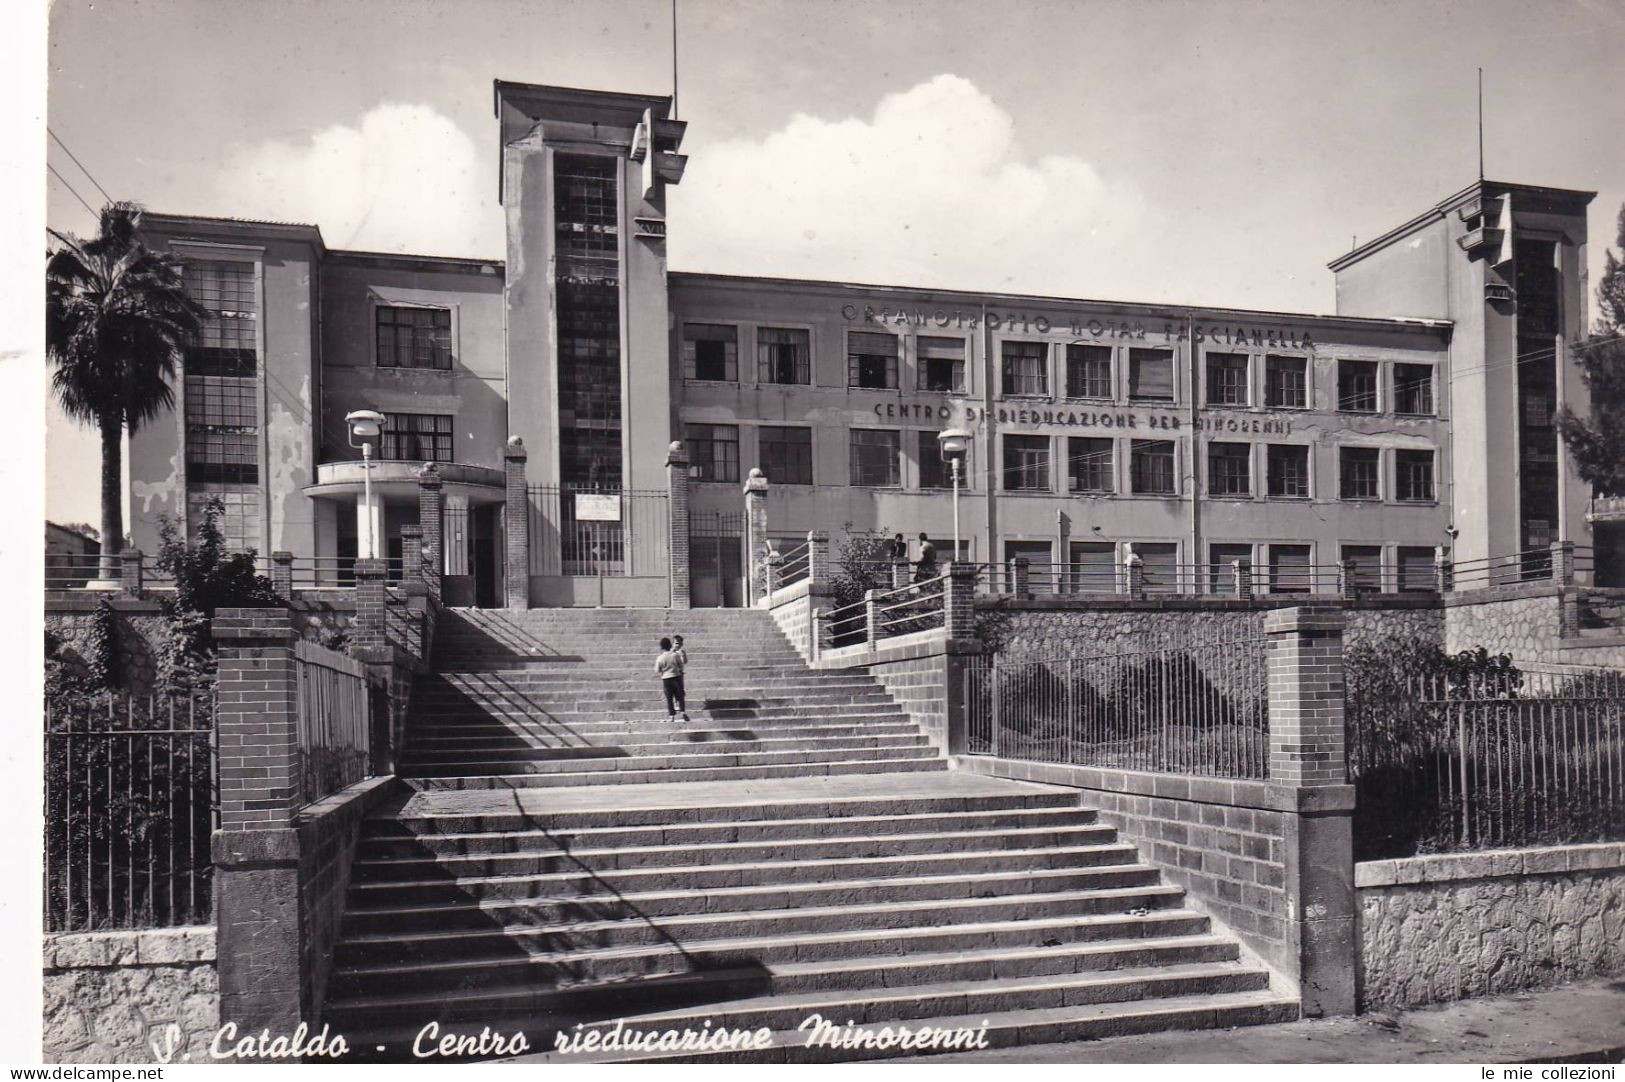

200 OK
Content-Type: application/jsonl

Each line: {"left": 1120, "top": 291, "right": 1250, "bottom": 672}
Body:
{"left": 849, "top": 429, "right": 901, "bottom": 487}
{"left": 1395, "top": 449, "right": 1435, "bottom": 502}
{"left": 1065, "top": 344, "right": 1112, "bottom": 399}
{"left": 1268, "top": 544, "right": 1313, "bottom": 594}
{"left": 759, "top": 426, "right": 813, "bottom": 485}
{"left": 1206, "top": 352, "right": 1250, "bottom": 406}
{"left": 1128, "top": 348, "right": 1175, "bottom": 401}
{"left": 1398, "top": 545, "right": 1438, "bottom": 592}
{"left": 1208, "top": 543, "right": 1253, "bottom": 594}
{"left": 1394, "top": 363, "right": 1435, "bottom": 416}
{"left": 1208, "top": 441, "right": 1252, "bottom": 496}
{"left": 1265, "top": 354, "right": 1307, "bottom": 408}
{"left": 756, "top": 327, "right": 809, "bottom": 385}
{"left": 376, "top": 306, "right": 452, "bottom": 370}
{"left": 683, "top": 323, "right": 738, "bottom": 382}
{"left": 1067, "top": 436, "right": 1114, "bottom": 493}
{"left": 918, "top": 430, "right": 960, "bottom": 489}
{"left": 685, "top": 423, "right": 740, "bottom": 483}
{"left": 1266, "top": 444, "right": 1310, "bottom": 498}
{"left": 1340, "top": 447, "right": 1381, "bottom": 500}
{"left": 1067, "top": 541, "right": 1116, "bottom": 592}
{"left": 1341, "top": 544, "right": 1384, "bottom": 593}
{"left": 184, "top": 375, "right": 258, "bottom": 484}
{"left": 847, "top": 331, "right": 897, "bottom": 389}
{"left": 184, "top": 260, "right": 257, "bottom": 376}
{"left": 380, "top": 413, "right": 453, "bottom": 462}
{"left": 553, "top": 154, "right": 621, "bottom": 488}
{"left": 918, "top": 336, "right": 966, "bottom": 392}
{"left": 1134, "top": 542, "right": 1180, "bottom": 594}
{"left": 1130, "top": 440, "right": 1176, "bottom": 494}
{"left": 1005, "top": 540, "right": 1054, "bottom": 576}
{"left": 1338, "top": 360, "right": 1380, "bottom": 412}
{"left": 1001, "top": 341, "right": 1048, "bottom": 397}
{"left": 186, "top": 489, "right": 258, "bottom": 553}
{"left": 1003, "top": 434, "right": 1050, "bottom": 491}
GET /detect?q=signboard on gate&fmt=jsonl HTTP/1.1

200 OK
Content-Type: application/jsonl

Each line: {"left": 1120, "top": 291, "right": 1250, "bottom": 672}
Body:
{"left": 574, "top": 494, "right": 622, "bottom": 522}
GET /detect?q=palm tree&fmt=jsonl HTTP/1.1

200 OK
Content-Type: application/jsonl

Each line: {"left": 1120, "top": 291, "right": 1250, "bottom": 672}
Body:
{"left": 46, "top": 203, "right": 208, "bottom": 582}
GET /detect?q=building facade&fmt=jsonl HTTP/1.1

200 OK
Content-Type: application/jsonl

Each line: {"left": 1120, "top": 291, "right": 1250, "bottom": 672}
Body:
{"left": 123, "top": 79, "right": 1598, "bottom": 607}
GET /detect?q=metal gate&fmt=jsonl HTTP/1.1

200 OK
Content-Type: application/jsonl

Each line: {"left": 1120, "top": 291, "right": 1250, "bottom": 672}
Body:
{"left": 690, "top": 510, "right": 744, "bottom": 608}
{"left": 528, "top": 485, "right": 669, "bottom": 577}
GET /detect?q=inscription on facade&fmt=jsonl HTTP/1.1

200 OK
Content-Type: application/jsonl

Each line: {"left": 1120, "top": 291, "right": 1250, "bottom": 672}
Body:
{"left": 870, "top": 399, "right": 1295, "bottom": 435}
{"left": 840, "top": 303, "right": 1316, "bottom": 350}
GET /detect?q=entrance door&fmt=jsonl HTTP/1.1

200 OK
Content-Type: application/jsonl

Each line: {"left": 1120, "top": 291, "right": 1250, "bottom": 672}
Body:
{"left": 472, "top": 506, "right": 497, "bottom": 608}
{"left": 691, "top": 511, "right": 745, "bottom": 607}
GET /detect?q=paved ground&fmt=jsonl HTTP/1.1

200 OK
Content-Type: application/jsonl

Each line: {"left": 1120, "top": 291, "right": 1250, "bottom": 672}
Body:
{"left": 394, "top": 770, "right": 1070, "bottom": 816}
{"left": 896, "top": 978, "right": 1625, "bottom": 1063}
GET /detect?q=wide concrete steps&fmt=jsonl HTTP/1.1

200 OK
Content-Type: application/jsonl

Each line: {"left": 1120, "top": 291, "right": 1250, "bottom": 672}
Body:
{"left": 404, "top": 755, "right": 950, "bottom": 790}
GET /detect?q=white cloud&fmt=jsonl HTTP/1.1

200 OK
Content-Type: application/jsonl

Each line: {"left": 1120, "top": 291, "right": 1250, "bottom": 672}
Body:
{"left": 220, "top": 103, "right": 499, "bottom": 257}
{"left": 670, "top": 75, "right": 1150, "bottom": 296}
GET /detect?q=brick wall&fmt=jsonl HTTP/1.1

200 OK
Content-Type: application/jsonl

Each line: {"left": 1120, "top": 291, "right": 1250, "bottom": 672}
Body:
{"left": 297, "top": 777, "right": 398, "bottom": 1016}
{"left": 43, "top": 927, "right": 216, "bottom": 1064}
{"left": 1357, "top": 843, "right": 1625, "bottom": 1009}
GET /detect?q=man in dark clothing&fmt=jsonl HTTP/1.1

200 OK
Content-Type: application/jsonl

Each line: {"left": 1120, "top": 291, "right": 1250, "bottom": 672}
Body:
{"left": 889, "top": 533, "right": 907, "bottom": 561}
{"left": 913, "top": 532, "right": 938, "bottom": 582}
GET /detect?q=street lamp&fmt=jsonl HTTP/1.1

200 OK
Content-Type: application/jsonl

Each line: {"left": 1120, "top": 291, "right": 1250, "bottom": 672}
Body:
{"left": 345, "top": 409, "right": 385, "bottom": 560}
{"left": 937, "top": 428, "right": 972, "bottom": 563}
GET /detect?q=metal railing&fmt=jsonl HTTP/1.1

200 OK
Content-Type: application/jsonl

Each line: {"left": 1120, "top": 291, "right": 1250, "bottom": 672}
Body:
{"left": 44, "top": 690, "right": 216, "bottom": 932}
{"left": 824, "top": 571, "right": 949, "bottom": 648}
{"left": 44, "top": 553, "right": 105, "bottom": 589}
{"left": 770, "top": 541, "right": 812, "bottom": 591}
{"left": 964, "top": 636, "right": 1271, "bottom": 779}
{"left": 1349, "top": 663, "right": 1625, "bottom": 858}
{"left": 294, "top": 640, "right": 370, "bottom": 805}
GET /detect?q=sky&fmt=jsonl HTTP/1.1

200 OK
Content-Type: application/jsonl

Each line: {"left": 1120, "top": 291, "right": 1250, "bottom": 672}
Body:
{"left": 39, "top": 0, "right": 1625, "bottom": 527}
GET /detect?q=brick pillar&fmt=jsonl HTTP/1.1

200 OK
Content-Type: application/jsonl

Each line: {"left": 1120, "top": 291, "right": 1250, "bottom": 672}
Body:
{"left": 1338, "top": 558, "right": 1358, "bottom": 601}
{"left": 1012, "top": 556, "right": 1030, "bottom": 598}
{"left": 744, "top": 467, "right": 769, "bottom": 606}
{"left": 1125, "top": 555, "right": 1145, "bottom": 601}
{"left": 807, "top": 530, "right": 830, "bottom": 586}
{"left": 270, "top": 551, "right": 293, "bottom": 599}
{"left": 666, "top": 441, "right": 691, "bottom": 609}
{"left": 503, "top": 438, "right": 529, "bottom": 609}
{"left": 864, "top": 588, "right": 879, "bottom": 649}
{"left": 353, "top": 558, "right": 387, "bottom": 657}
{"left": 1232, "top": 559, "right": 1253, "bottom": 599}
{"left": 944, "top": 562, "right": 977, "bottom": 640}
{"left": 417, "top": 463, "right": 444, "bottom": 601}
{"left": 119, "top": 548, "right": 143, "bottom": 593}
{"left": 400, "top": 525, "right": 424, "bottom": 588}
{"left": 1551, "top": 540, "right": 1574, "bottom": 585}
{"left": 891, "top": 559, "right": 910, "bottom": 590}
{"left": 211, "top": 608, "right": 306, "bottom": 1043}
{"left": 1435, "top": 546, "right": 1454, "bottom": 594}
{"left": 1265, "top": 605, "right": 1356, "bottom": 1018}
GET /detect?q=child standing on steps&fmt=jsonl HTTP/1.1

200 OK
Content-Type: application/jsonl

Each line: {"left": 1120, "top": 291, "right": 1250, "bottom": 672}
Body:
{"left": 656, "top": 636, "right": 690, "bottom": 722}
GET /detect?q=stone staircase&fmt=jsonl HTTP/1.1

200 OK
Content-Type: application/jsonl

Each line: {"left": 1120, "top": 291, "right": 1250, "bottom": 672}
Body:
{"left": 321, "top": 608, "right": 1295, "bottom": 1062}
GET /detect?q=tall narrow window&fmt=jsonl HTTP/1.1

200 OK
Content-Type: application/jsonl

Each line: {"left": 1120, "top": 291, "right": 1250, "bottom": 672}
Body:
{"left": 376, "top": 306, "right": 452, "bottom": 369}
{"left": 1207, "top": 442, "right": 1252, "bottom": 496}
{"left": 850, "top": 429, "right": 901, "bottom": 486}
{"left": 759, "top": 327, "right": 810, "bottom": 385}
{"left": 1128, "top": 348, "right": 1174, "bottom": 401}
{"left": 1265, "top": 355, "right": 1307, "bottom": 408}
{"left": 758, "top": 426, "right": 813, "bottom": 485}
{"left": 1003, "top": 435, "right": 1050, "bottom": 491}
{"left": 1001, "top": 341, "right": 1048, "bottom": 396}
{"left": 554, "top": 153, "right": 621, "bottom": 488}
{"left": 683, "top": 323, "right": 738, "bottom": 381}
{"left": 1395, "top": 449, "right": 1435, "bottom": 502}
{"left": 1266, "top": 444, "right": 1310, "bottom": 498}
{"left": 1205, "top": 352, "right": 1250, "bottom": 406}
{"left": 1130, "top": 440, "right": 1176, "bottom": 494}
{"left": 685, "top": 423, "right": 740, "bottom": 482}
{"left": 381, "top": 413, "right": 453, "bottom": 462}
{"left": 1339, "top": 447, "right": 1381, "bottom": 500}
{"left": 918, "top": 336, "right": 966, "bottom": 392}
{"left": 847, "top": 331, "right": 897, "bottom": 389}
{"left": 1337, "top": 360, "right": 1379, "bottom": 412}
{"left": 1393, "top": 363, "right": 1435, "bottom": 416}
{"left": 1065, "top": 344, "right": 1112, "bottom": 399}
{"left": 1067, "top": 437, "right": 1114, "bottom": 493}
{"left": 183, "top": 260, "right": 260, "bottom": 503}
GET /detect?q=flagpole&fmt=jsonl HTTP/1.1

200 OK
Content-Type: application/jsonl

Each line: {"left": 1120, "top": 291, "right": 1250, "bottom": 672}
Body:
{"left": 672, "top": 0, "right": 679, "bottom": 120}
{"left": 1477, "top": 67, "right": 1484, "bottom": 181}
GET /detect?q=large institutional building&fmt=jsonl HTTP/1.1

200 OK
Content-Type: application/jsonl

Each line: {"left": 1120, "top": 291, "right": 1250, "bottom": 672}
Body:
{"left": 124, "top": 80, "right": 1601, "bottom": 607}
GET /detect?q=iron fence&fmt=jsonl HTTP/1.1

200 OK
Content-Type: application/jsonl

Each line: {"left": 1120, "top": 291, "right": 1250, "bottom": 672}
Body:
{"left": 529, "top": 485, "right": 670, "bottom": 577}
{"left": 295, "top": 640, "right": 370, "bottom": 804}
{"left": 964, "top": 637, "right": 1271, "bottom": 778}
{"left": 44, "top": 690, "right": 216, "bottom": 932}
{"left": 1349, "top": 664, "right": 1625, "bottom": 858}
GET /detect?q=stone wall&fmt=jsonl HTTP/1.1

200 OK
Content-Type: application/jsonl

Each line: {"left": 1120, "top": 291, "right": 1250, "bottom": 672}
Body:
{"left": 763, "top": 580, "right": 819, "bottom": 663}
{"left": 1357, "top": 843, "right": 1625, "bottom": 1009}
{"left": 43, "top": 927, "right": 216, "bottom": 1064}
{"left": 1442, "top": 586, "right": 1567, "bottom": 664}
{"left": 44, "top": 597, "right": 170, "bottom": 697}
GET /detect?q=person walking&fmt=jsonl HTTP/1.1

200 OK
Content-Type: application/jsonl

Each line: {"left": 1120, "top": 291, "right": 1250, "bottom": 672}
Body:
{"left": 913, "top": 531, "right": 938, "bottom": 582}
{"left": 655, "top": 636, "right": 690, "bottom": 722}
